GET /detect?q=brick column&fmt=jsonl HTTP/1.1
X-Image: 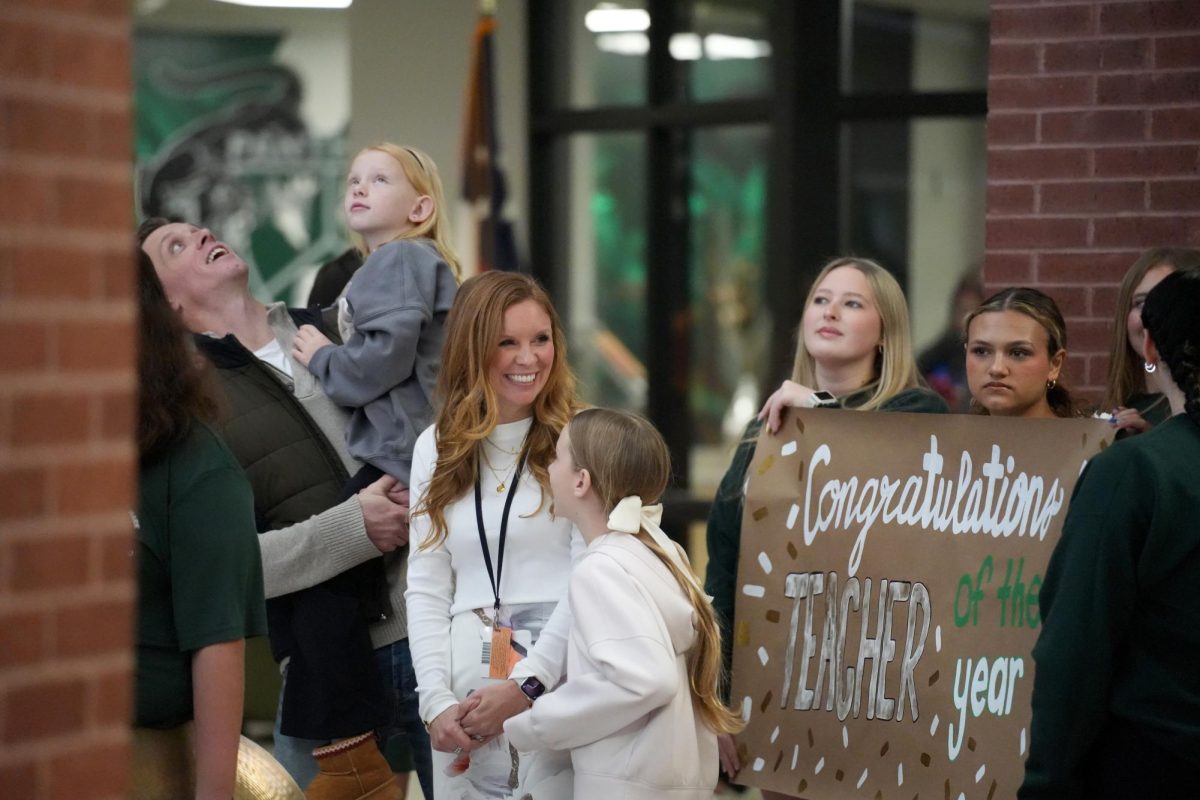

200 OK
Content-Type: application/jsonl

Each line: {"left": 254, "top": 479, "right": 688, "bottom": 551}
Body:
{"left": 985, "top": 0, "right": 1200, "bottom": 398}
{"left": 0, "top": 1, "right": 136, "bottom": 798}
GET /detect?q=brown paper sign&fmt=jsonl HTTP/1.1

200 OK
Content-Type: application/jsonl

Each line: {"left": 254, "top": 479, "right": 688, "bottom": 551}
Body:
{"left": 729, "top": 409, "right": 1113, "bottom": 799}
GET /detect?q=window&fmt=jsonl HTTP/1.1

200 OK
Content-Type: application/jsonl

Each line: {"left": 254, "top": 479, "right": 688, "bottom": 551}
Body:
{"left": 527, "top": 0, "right": 987, "bottom": 535}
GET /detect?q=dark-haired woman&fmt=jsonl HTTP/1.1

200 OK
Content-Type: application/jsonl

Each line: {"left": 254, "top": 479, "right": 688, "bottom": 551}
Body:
{"left": 1102, "top": 247, "right": 1200, "bottom": 435}
{"left": 1020, "top": 269, "right": 1200, "bottom": 799}
{"left": 132, "top": 254, "right": 268, "bottom": 800}
{"left": 964, "top": 287, "right": 1079, "bottom": 418}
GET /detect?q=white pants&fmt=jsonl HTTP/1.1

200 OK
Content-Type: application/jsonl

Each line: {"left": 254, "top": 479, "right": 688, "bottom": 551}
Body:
{"left": 431, "top": 603, "right": 573, "bottom": 800}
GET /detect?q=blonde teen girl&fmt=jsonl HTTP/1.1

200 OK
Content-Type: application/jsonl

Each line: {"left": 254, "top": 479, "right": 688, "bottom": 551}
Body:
{"left": 705, "top": 257, "right": 947, "bottom": 797}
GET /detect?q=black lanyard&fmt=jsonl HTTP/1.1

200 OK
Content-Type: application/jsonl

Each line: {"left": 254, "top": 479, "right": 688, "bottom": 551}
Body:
{"left": 475, "top": 450, "right": 527, "bottom": 622}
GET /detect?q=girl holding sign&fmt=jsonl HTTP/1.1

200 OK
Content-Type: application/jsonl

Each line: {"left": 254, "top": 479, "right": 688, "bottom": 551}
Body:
{"left": 405, "top": 271, "right": 582, "bottom": 799}
{"left": 963, "top": 287, "right": 1080, "bottom": 419}
{"left": 705, "top": 256, "right": 947, "bottom": 794}
{"left": 1101, "top": 247, "right": 1200, "bottom": 435}
{"left": 1021, "top": 268, "right": 1200, "bottom": 799}
{"left": 504, "top": 408, "right": 743, "bottom": 799}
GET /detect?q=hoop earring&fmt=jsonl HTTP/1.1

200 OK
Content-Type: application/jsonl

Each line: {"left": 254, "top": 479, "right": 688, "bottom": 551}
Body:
{"left": 1047, "top": 378, "right": 1057, "bottom": 390}
{"left": 1144, "top": 361, "right": 1157, "bottom": 374}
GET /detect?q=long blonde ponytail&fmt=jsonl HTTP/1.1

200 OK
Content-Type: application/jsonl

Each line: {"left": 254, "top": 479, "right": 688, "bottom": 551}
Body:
{"left": 568, "top": 408, "right": 744, "bottom": 735}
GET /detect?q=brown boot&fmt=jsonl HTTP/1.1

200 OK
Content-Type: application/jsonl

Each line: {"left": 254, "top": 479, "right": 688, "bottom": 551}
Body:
{"left": 305, "top": 733, "right": 401, "bottom": 800}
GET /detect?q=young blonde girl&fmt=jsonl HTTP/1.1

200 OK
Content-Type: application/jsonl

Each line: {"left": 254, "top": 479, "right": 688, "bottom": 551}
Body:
{"left": 294, "top": 142, "right": 462, "bottom": 486}
{"left": 285, "top": 143, "right": 461, "bottom": 798}
{"left": 504, "top": 408, "right": 742, "bottom": 800}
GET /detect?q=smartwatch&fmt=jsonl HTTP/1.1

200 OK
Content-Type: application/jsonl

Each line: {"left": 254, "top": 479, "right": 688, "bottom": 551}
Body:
{"left": 517, "top": 676, "right": 545, "bottom": 703}
{"left": 805, "top": 390, "right": 838, "bottom": 408}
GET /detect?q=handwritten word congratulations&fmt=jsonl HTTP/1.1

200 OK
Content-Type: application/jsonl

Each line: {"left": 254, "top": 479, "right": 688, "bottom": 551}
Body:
{"left": 795, "top": 436, "right": 1068, "bottom": 576}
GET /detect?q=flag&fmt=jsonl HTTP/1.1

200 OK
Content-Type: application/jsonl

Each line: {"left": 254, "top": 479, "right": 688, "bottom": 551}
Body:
{"left": 461, "top": 4, "right": 519, "bottom": 272}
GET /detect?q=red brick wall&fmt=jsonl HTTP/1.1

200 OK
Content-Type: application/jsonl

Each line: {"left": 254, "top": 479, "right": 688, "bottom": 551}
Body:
{"left": 0, "top": 1, "right": 135, "bottom": 798}
{"left": 985, "top": 0, "right": 1200, "bottom": 399}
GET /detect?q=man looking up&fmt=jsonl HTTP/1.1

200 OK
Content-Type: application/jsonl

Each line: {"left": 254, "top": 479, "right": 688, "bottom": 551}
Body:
{"left": 139, "top": 219, "right": 431, "bottom": 798}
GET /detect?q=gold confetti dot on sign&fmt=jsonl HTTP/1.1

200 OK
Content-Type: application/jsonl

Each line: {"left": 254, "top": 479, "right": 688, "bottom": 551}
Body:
{"left": 794, "top": 416, "right": 805, "bottom": 434}
{"left": 808, "top": 728, "right": 814, "bottom": 748}
{"left": 928, "top": 669, "right": 940, "bottom": 686}
{"left": 835, "top": 769, "right": 844, "bottom": 782}
{"left": 735, "top": 620, "right": 750, "bottom": 646}
{"left": 875, "top": 792, "right": 883, "bottom": 800}
{"left": 797, "top": 459, "right": 806, "bottom": 483}
{"left": 920, "top": 753, "right": 931, "bottom": 767}
{"left": 752, "top": 506, "right": 769, "bottom": 522}
{"left": 759, "top": 691, "right": 773, "bottom": 713}
{"left": 756, "top": 455, "right": 776, "bottom": 475}
{"left": 787, "top": 542, "right": 798, "bottom": 559}
{"left": 988, "top": 779, "right": 997, "bottom": 799}
{"left": 774, "top": 750, "right": 784, "bottom": 772}
{"left": 880, "top": 741, "right": 890, "bottom": 757}
{"left": 765, "top": 609, "right": 781, "bottom": 623}
{"left": 944, "top": 778, "right": 951, "bottom": 800}
{"left": 798, "top": 779, "right": 808, "bottom": 793}
{"left": 967, "top": 736, "right": 976, "bottom": 752}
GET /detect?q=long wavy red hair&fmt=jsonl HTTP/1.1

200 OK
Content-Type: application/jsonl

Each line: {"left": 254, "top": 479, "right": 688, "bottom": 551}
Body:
{"left": 415, "top": 271, "right": 580, "bottom": 547}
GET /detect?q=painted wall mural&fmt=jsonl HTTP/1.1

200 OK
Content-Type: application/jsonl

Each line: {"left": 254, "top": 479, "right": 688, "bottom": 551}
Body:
{"left": 135, "top": 30, "right": 349, "bottom": 303}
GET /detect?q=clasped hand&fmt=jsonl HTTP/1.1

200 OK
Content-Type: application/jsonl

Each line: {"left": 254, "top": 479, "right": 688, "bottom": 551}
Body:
{"left": 426, "top": 681, "right": 534, "bottom": 753}
{"left": 428, "top": 688, "right": 521, "bottom": 754}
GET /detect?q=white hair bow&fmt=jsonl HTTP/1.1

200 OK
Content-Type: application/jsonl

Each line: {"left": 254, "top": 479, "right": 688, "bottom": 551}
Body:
{"left": 607, "top": 495, "right": 709, "bottom": 599}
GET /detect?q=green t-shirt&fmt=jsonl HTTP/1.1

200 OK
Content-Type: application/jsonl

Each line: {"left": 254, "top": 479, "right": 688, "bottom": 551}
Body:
{"left": 1128, "top": 391, "right": 1172, "bottom": 428}
{"left": 134, "top": 423, "right": 267, "bottom": 729}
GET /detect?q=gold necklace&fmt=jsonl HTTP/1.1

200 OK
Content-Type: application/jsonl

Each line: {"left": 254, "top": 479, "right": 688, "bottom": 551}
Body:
{"left": 480, "top": 447, "right": 515, "bottom": 493}
{"left": 484, "top": 437, "right": 521, "bottom": 457}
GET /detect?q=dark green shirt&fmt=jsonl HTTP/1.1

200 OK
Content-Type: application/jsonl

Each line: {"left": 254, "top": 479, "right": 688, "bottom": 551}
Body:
{"left": 1020, "top": 413, "right": 1200, "bottom": 797}
{"left": 135, "top": 424, "right": 267, "bottom": 729}
{"left": 1128, "top": 391, "right": 1172, "bottom": 428}
{"left": 703, "top": 385, "right": 948, "bottom": 696}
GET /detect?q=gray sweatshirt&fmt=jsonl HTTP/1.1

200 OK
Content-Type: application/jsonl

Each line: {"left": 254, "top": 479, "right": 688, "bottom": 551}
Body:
{"left": 308, "top": 238, "right": 458, "bottom": 485}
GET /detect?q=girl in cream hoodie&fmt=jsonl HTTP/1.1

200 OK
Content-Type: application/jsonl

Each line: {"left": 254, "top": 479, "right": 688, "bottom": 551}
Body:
{"left": 503, "top": 408, "right": 743, "bottom": 799}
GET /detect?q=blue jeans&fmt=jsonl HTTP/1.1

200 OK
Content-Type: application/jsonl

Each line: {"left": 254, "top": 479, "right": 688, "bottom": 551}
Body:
{"left": 274, "top": 638, "right": 433, "bottom": 798}
{"left": 375, "top": 638, "right": 434, "bottom": 799}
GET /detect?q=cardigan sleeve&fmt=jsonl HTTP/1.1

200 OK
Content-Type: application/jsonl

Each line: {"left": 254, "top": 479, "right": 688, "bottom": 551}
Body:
{"left": 256, "top": 497, "right": 379, "bottom": 599}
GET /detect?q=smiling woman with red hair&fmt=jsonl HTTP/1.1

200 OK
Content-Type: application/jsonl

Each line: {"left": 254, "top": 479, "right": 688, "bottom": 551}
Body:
{"left": 405, "top": 270, "right": 582, "bottom": 799}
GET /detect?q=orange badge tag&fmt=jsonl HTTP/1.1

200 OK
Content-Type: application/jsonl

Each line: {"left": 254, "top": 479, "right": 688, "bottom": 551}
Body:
{"left": 488, "top": 626, "right": 513, "bottom": 679}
